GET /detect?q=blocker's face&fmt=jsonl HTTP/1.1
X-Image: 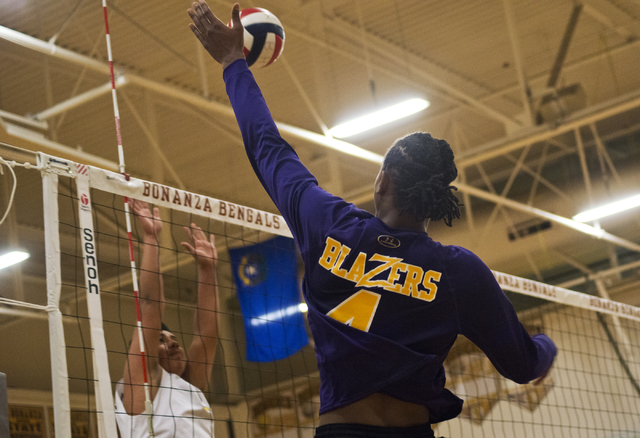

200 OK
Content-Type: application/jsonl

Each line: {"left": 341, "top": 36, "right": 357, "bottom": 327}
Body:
{"left": 158, "top": 330, "right": 187, "bottom": 375}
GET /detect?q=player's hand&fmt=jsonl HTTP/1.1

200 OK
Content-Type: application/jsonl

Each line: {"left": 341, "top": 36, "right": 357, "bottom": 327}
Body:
{"left": 130, "top": 199, "right": 162, "bottom": 239}
{"left": 188, "top": 1, "right": 245, "bottom": 69}
{"left": 182, "top": 224, "right": 218, "bottom": 269}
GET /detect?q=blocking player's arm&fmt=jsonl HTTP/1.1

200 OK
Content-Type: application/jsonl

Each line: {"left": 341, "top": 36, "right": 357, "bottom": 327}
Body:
{"left": 454, "top": 251, "right": 556, "bottom": 384}
{"left": 181, "top": 225, "right": 220, "bottom": 393}
{"left": 121, "top": 199, "right": 165, "bottom": 415}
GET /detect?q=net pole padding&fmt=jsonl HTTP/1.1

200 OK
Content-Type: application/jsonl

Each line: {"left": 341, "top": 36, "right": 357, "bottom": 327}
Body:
{"left": 39, "top": 154, "right": 72, "bottom": 438}
{"left": 75, "top": 163, "right": 118, "bottom": 438}
{"left": 101, "top": 2, "right": 155, "bottom": 433}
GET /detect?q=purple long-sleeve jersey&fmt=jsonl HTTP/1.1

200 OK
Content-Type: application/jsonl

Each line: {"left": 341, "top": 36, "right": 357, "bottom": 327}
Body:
{"left": 224, "top": 59, "right": 556, "bottom": 423}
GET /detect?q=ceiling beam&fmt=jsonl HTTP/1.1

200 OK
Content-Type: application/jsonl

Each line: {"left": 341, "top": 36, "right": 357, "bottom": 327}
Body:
{"left": 416, "top": 37, "right": 640, "bottom": 133}
{"left": 33, "top": 79, "right": 124, "bottom": 121}
{"left": 547, "top": 4, "right": 583, "bottom": 88}
{"left": 456, "top": 181, "right": 640, "bottom": 253}
{"left": 0, "top": 110, "right": 48, "bottom": 130}
{"left": 280, "top": 56, "right": 331, "bottom": 136}
{"left": 457, "top": 87, "right": 640, "bottom": 168}
{"left": 502, "top": 0, "right": 534, "bottom": 126}
{"left": 321, "top": 16, "right": 522, "bottom": 131}
{"left": 582, "top": 1, "right": 635, "bottom": 40}
{"left": 0, "top": 25, "right": 109, "bottom": 74}
{"left": 558, "top": 258, "right": 640, "bottom": 290}
{"left": 120, "top": 90, "right": 187, "bottom": 189}
{"left": 0, "top": 121, "right": 118, "bottom": 170}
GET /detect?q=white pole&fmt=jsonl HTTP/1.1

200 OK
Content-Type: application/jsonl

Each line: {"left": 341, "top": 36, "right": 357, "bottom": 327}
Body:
{"left": 41, "top": 156, "right": 72, "bottom": 438}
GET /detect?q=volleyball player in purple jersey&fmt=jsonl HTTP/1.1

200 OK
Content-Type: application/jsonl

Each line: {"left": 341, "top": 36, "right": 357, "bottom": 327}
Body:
{"left": 188, "top": 2, "right": 556, "bottom": 437}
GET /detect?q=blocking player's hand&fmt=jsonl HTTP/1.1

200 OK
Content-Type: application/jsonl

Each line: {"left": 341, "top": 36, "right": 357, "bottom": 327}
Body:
{"left": 188, "top": 1, "right": 245, "bottom": 69}
{"left": 130, "top": 198, "right": 162, "bottom": 239}
{"left": 182, "top": 224, "right": 218, "bottom": 270}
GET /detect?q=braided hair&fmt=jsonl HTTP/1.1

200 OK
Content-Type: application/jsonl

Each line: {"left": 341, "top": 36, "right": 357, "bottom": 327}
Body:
{"left": 382, "top": 132, "right": 461, "bottom": 226}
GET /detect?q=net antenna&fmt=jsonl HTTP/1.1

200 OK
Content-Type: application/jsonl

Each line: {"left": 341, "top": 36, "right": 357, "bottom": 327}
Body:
{"left": 101, "top": 1, "right": 155, "bottom": 436}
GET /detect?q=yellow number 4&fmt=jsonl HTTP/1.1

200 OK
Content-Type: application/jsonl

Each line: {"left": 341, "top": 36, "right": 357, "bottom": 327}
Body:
{"left": 327, "top": 290, "right": 381, "bottom": 332}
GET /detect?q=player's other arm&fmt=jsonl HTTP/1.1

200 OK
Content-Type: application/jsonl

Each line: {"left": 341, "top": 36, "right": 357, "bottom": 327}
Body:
{"left": 454, "top": 251, "right": 556, "bottom": 384}
{"left": 121, "top": 199, "right": 164, "bottom": 414}
{"left": 181, "top": 224, "right": 220, "bottom": 393}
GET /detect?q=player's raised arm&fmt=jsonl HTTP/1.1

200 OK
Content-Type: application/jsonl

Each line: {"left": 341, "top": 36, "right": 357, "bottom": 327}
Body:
{"left": 121, "top": 199, "right": 165, "bottom": 414}
{"left": 181, "top": 224, "right": 220, "bottom": 393}
{"left": 187, "top": 0, "right": 336, "bottom": 245}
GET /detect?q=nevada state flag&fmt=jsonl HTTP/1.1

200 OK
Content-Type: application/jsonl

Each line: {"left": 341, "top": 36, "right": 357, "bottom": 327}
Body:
{"left": 229, "top": 236, "right": 308, "bottom": 362}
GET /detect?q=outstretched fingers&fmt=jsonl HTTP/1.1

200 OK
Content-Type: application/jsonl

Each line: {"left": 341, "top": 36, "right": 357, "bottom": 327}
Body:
{"left": 199, "top": 0, "right": 219, "bottom": 26}
{"left": 129, "top": 198, "right": 141, "bottom": 214}
{"left": 181, "top": 241, "right": 196, "bottom": 257}
{"left": 129, "top": 198, "right": 150, "bottom": 218}
{"left": 184, "top": 223, "right": 206, "bottom": 242}
{"left": 187, "top": 0, "right": 245, "bottom": 68}
{"left": 181, "top": 224, "right": 217, "bottom": 268}
{"left": 128, "top": 199, "right": 162, "bottom": 237}
{"left": 188, "top": 1, "right": 222, "bottom": 38}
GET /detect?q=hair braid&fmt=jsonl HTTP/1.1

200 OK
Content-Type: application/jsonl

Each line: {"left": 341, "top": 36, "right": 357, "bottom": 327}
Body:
{"left": 383, "top": 132, "right": 462, "bottom": 226}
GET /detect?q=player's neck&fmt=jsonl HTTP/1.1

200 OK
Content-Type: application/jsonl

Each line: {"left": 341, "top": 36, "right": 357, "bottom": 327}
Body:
{"left": 376, "top": 209, "right": 426, "bottom": 233}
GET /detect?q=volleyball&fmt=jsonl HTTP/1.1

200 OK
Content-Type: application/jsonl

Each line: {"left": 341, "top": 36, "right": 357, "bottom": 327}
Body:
{"left": 239, "top": 7, "right": 285, "bottom": 68}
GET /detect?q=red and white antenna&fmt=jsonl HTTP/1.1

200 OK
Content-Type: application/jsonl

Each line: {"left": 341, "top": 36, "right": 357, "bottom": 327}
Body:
{"left": 101, "top": 1, "right": 155, "bottom": 435}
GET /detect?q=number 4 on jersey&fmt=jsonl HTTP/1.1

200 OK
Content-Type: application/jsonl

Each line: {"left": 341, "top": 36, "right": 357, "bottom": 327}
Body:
{"left": 327, "top": 290, "right": 381, "bottom": 332}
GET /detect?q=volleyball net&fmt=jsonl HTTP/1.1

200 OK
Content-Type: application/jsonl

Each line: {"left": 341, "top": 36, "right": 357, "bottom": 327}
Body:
{"left": 2, "top": 151, "right": 640, "bottom": 437}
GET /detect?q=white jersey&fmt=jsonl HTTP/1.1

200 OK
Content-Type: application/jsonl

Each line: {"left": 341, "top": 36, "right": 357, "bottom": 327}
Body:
{"left": 115, "top": 368, "right": 215, "bottom": 438}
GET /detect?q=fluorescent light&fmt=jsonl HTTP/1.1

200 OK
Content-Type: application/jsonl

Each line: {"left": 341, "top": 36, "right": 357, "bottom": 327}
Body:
{"left": 572, "top": 194, "right": 640, "bottom": 222}
{"left": 0, "top": 251, "right": 30, "bottom": 270}
{"left": 329, "top": 98, "right": 430, "bottom": 138}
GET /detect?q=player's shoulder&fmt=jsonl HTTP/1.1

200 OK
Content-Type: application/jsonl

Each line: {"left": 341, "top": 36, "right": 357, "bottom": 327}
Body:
{"left": 327, "top": 200, "right": 375, "bottom": 231}
{"left": 437, "top": 243, "right": 491, "bottom": 273}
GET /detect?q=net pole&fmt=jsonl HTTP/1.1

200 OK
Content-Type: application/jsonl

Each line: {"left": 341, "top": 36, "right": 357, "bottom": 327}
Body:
{"left": 101, "top": 2, "right": 155, "bottom": 435}
{"left": 41, "top": 165, "right": 72, "bottom": 438}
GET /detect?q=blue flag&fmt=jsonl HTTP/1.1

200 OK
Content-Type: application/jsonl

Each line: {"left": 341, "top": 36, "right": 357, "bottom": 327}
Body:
{"left": 229, "top": 236, "right": 308, "bottom": 362}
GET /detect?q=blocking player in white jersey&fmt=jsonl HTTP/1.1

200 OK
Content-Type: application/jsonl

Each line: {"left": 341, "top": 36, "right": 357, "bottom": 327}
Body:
{"left": 115, "top": 199, "right": 219, "bottom": 438}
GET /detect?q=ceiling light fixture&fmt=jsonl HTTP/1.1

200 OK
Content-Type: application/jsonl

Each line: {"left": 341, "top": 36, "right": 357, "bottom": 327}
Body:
{"left": 329, "top": 98, "right": 430, "bottom": 139}
{"left": 0, "top": 250, "right": 30, "bottom": 270}
{"left": 572, "top": 194, "right": 640, "bottom": 222}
